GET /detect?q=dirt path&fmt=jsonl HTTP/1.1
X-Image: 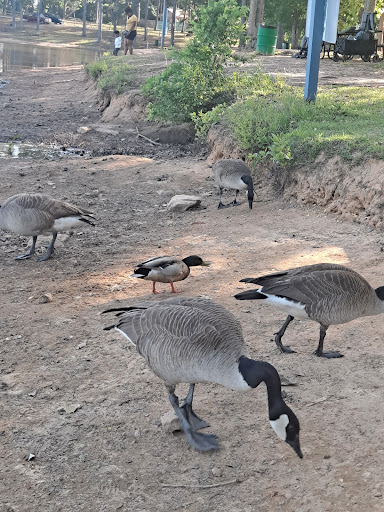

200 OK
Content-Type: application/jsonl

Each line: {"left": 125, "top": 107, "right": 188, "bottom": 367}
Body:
{"left": 1, "top": 61, "right": 384, "bottom": 512}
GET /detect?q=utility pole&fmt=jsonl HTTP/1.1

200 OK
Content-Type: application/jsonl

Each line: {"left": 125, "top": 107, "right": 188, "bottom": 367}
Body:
{"left": 161, "top": 0, "right": 167, "bottom": 48}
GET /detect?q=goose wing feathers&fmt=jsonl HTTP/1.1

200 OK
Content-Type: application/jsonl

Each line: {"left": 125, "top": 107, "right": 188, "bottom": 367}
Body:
{"left": 2, "top": 194, "right": 94, "bottom": 220}
{"left": 107, "top": 298, "right": 247, "bottom": 385}
{"left": 244, "top": 264, "right": 374, "bottom": 322}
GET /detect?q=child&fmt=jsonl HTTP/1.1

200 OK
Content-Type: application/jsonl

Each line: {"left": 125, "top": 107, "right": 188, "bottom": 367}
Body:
{"left": 113, "top": 30, "right": 121, "bottom": 56}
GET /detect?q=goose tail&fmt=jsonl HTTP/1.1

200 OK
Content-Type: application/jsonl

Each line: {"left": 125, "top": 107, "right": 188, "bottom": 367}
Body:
{"left": 234, "top": 290, "right": 267, "bottom": 300}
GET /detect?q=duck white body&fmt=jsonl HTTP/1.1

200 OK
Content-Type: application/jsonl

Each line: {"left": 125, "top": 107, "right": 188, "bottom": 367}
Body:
{"left": 212, "top": 159, "right": 254, "bottom": 210}
{"left": 0, "top": 193, "right": 95, "bottom": 261}
{"left": 131, "top": 255, "right": 209, "bottom": 294}
{"left": 104, "top": 297, "right": 302, "bottom": 457}
{"left": 235, "top": 263, "right": 384, "bottom": 358}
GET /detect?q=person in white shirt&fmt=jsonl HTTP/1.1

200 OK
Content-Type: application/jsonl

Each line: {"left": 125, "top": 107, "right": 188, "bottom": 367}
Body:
{"left": 113, "top": 30, "right": 122, "bottom": 56}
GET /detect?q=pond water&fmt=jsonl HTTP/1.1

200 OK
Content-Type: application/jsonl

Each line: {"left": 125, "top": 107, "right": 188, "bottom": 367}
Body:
{"left": 0, "top": 41, "right": 99, "bottom": 72}
{"left": 0, "top": 142, "right": 90, "bottom": 159}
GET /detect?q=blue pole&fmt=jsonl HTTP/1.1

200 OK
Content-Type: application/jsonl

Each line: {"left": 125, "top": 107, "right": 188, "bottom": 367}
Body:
{"left": 304, "top": 0, "right": 327, "bottom": 102}
{"left": 161, "top": 0, "right": 167, "bottom": 48}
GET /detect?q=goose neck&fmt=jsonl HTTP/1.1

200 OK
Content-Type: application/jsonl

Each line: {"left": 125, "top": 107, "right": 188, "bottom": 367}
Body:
{"left": 238, "top": 357, "right": 283, "bottom": 416}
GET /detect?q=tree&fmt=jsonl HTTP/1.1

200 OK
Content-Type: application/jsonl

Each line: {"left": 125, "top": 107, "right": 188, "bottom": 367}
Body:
{"left": 170, "top": 0, "right": 177, "bottom": 46}
{"left": 97, "top": 0, "right": 102, "bottom": 43}
{"left": 246, "top": 0, "right": 257, "bottom": 48}
{"left": 82, "top": 0, "right": 87, "bottom": 36}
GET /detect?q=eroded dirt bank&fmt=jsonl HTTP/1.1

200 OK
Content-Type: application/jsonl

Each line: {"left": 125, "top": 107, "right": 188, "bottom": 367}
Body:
{"left": 1, "top": 62, "right": 384, "bottom": 512}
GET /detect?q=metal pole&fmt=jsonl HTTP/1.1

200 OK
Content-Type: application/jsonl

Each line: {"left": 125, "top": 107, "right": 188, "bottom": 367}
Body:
{"left": 161, "top": 0, "right": 167, "bottom": 48}
{"left": 304, "top": 0, "right": 327, "bottom": 102}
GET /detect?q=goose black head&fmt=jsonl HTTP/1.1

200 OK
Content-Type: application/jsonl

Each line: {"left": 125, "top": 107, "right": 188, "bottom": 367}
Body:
{"left": 270, "top": 405, "right": 302, "bottom": 459}
{"left": 241, "top": 175, "right": 254, "bottom": 210}
{"left": 182, "top": 255, "right": 210, "bottom": 268}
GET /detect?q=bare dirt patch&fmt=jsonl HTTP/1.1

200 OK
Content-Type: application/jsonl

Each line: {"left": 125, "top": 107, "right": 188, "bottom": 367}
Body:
{"left": 1, "top": 57, "right": 384, "bottom": 512}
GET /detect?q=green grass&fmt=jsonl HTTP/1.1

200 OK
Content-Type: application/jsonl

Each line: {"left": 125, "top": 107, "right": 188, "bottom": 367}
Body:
{"left": 221, "top": 83, "right": 384, "bottom": 166}
{"left": 85, "top": 55, "right": 136, "bottom": 93}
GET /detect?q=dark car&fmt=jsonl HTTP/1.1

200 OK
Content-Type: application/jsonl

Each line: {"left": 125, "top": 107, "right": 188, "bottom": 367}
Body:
{"left": 44, "top": 13, "right": 63, "bottom": 24}
{"left": 27, "top": 13, "right": 51, "bottom": 24}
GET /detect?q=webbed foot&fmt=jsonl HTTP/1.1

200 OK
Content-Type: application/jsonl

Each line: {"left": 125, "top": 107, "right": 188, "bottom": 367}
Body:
{"left": 315, "top": 350, "right": 344, "bottom": 359}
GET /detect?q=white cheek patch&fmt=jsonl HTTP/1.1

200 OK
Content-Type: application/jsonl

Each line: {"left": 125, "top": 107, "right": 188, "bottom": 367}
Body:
{"left": 270, "top": 414, "right": 289, "bottom": 441}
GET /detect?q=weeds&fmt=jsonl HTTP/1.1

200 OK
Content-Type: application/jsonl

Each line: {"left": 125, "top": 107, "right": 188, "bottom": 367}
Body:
{"left": 86, "top": 56, "right": 135, "bottom": 93}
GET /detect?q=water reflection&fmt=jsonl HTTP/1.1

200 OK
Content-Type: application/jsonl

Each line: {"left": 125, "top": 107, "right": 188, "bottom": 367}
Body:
{"left": 0, "top": 42, "right": 99, "bottom": 72}
{"left": 0, "top": 142, "right": 90, "bottom": 158}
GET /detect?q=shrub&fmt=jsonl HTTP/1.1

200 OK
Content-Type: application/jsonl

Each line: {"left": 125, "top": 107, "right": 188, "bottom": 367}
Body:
{"left": 86, "top": 56, "right": 135, "bottom": 94}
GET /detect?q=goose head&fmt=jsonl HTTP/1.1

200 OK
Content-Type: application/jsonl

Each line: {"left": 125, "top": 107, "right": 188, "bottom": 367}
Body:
{"left": 269, "top": 404, "right": 302, "bottom": 458}
{"left": 241, "top": 175, "right": 254, "bottom": 210}
{"left": 182, "top": 255, "right": 211, "bottom": 268}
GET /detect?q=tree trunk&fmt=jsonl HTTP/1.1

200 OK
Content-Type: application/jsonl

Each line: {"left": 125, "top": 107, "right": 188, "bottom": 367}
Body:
{"left": 276, "top": 21, "right": 283, "bottom": 49}
{"left": 155, "top": 0, "right": 160, "bottom": 29}
{"left": 170, "top": 0, "right": 177, "bottom": 47}
{"left": 239, "top": 0, "right": 246, "bottom": 48}
{"left": 82, "top": 0, "right": 87, "bottom": 37}
{"left": 18, "top": 0, "right": 23, "bottom": 29}
{"left": 143, "top": 0, "right": 148, "bottom": 41}
{"left": 255, "top": 0, "right": 264, "bottom": 32}
{"left": 291, "top": 16, "right": 298, "bottom": 49}
{"left": 364, "top": 0, "right": 376, "bottom": 12}
{"left": 11, "top": 0, "right": 15, "bottom": 32}
{"left": 36, "top": 0, "right": 41, "bottom": 32}
{"left": 62, "top": 0, "right": 67, "bottom": 20}
{"left": 246, "top": 0, "right": 257, "bottom": 49}
{"left": 97, "top": 0, "right": 102, "bottom": 43}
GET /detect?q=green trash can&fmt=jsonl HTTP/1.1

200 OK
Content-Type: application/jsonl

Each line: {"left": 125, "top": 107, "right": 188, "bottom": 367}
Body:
{"left": 256, "top": 25, "right": 278, "bottom": 55}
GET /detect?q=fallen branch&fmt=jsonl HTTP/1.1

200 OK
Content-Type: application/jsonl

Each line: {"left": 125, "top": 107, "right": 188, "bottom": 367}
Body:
{"left": 136, "top": 127, "right": 161, "bottom": 146}
{"left": 307, "top": 395, "right": 334, "bottom": 407}
{"left": 161, "top": 478, "right": 240, "bottom": 489}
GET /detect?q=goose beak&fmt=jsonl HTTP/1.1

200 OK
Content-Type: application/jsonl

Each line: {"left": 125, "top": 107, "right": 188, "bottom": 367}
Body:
{"left": 288, "top": 435, "right": 303, "bottom": 459}
{"left": 201, "top": 260, "right": 211, "bottom": 266}
{"left": 248, "top": 199, "right": 253, "bottom": 210}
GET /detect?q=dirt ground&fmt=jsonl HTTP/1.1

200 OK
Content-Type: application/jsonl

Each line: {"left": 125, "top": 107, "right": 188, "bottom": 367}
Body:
{"left": 1, "top": 53, "right": 384, "bottom": 512}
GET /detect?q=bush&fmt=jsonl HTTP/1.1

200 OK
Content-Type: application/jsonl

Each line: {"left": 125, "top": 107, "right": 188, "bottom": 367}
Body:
{"left": 86, "top": 56, "right": 135, "bottom": 94}
{"left": 142, "top": 0, "right": 247, "bottom": 124}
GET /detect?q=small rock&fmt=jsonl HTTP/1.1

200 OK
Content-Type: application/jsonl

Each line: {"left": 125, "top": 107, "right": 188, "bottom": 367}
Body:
{"left": 211, "top": 467, "right": 223, "bottom": 477}
{"left": 77, "top": 341, "right": 87, "bottom": 349}
{"left": 77, "top": 126, "right": 90, "bottom": 134}
{"left": 27, "top": 453, "right": 35, "bottom": 461}
{"left": 57, "top": 403, "right": 82, "bottom": 414}
{"left": 38, "top": 293, "right": 53, "bottom": 304}
{"left": 167, "top": 195, "right": 202, "bottom": 213}
{"left": 160, "top": 409, "right": 181, "bottom": 433}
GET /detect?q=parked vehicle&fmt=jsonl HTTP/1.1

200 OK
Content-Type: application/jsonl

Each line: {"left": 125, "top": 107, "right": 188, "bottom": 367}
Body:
{"left": 44, "top": 13, "right": 63, "bottom": 24}
{"left": 27, "top": 13, "right": 51, "bottom": 24}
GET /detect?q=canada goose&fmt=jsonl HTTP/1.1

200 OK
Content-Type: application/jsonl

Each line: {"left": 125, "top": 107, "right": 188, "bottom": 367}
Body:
{"left": 212, "top": 159, "right": 254, "bottom": 210}
{"left": 103, "top": 297, "right": 302, "bottom": 457}
{"left": 0, "top": 193, "right": 95, "bottom": 261}
{"left": 234, "top": 263, "right": 384, "bottom": 358}
{"left": 131, "top": 255, "right": 210, "bottom": 294}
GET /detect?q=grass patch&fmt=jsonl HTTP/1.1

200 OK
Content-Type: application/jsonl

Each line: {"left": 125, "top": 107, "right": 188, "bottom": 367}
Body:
{"left": 219, "top": 83, "right": 384, "bottom": 166}
{"left": 85, "top": 55, "right": 136, "bottom": 93}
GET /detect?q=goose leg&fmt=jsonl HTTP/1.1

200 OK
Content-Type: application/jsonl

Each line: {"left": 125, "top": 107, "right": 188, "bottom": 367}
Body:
{"left": 274, "top": 315, "right": 296, "bottom": 353}
{"left": 167, "top": 386, "right": 219, "bottom": 452}
{"left": 314, "top": 325, "right": 344, "bottom": 358}
{"left": 39, "top": 231, "right": 57, "bottom": 261}
{"left": 180, "top": 384, "right": 210, "bottom": 431}
{"left": 218, "top": 188, "right": 228, "bottom": 209}
{"left": 16, "top": 236, "right": 37, "bottom": 260}
{"left": 170, "top": 282, "right": 183, "bottom": 293}
{"left": 228, "top": 190, "right": 241, "bottom": 207}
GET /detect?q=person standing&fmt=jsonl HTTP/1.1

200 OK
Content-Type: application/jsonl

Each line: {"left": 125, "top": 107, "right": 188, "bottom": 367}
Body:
{"left": 124, "top": 6, "right": 137, "bottom": 55}
{"left": 113, "top": 30, "right": 122, "bottom": 55}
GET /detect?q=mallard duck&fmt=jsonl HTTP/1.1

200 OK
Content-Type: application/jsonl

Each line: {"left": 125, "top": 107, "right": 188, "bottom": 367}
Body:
{"left": 104, "top": 297, "right": 302, "bottom": 456}
{"left": 0, "top": 193, "right": 95, "bottom": 261}
{"left": 131, "top": 255, "right": 210, "bottom": 294}
{"left": 235, "top": 262, "right": 384, "bottom": 358}
{"left": 212, "top": 159, "right": 254, "bottom": 210}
